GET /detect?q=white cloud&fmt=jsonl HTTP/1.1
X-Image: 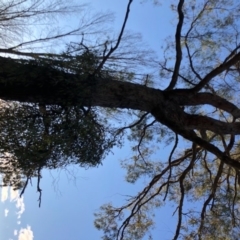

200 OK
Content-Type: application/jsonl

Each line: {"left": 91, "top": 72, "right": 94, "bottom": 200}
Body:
{"left": 7, "top": 188, "right": 25, "bottom": 219}
{"left": 18, "top": 226, "right": 34, "bottom": 240}
{"left": 4, "top": 208, "right": 9, "bottom": 217}
{"left": 16, "top": 197, "right": 25, "bottom": 219}
{"left": 0, "top": 179, "right": 20, "bottom": 203}
{"left": 14, "top": 230, "right": 18, "bottom": 236}
{"left": 10, "top": 188, "right": 19, "bottom": 202}
{"left": 1, "top": 186, "right": 9, "bottom": 202}
{"left": 17, "top": 221, "right": 21, "bottom": 225}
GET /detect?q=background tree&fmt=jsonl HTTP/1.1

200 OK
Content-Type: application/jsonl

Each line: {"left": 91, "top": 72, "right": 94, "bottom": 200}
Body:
{"left": 1, "top": 0, "right": 240, "bottom": 239}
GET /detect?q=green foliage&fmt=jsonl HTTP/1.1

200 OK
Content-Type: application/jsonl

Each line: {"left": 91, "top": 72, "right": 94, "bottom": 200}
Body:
{"left": 0, "top": 101, "right": 114, "bottom": 189}
{"left": 94, "top": 201, "right": 157, "bottom": 240}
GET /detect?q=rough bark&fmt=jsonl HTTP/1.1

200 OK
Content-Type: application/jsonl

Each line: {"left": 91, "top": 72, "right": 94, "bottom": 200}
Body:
{"left": 0, "top": 57, "right": 163, "bottom": 111}
{"left": 1, "top": 56, "right": 240, "bottom": 169}
{"left": 1, "top": 57, "right": 240, "bottom": 134}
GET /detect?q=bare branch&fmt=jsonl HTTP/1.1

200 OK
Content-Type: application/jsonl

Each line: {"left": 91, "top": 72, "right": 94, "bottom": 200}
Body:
{"left": 173, "top": 92, "right": 240, "bottom": 119}
{"left": 191, "top": 51, "right": 240, "bottom": 93}
{"left": 93, "top": 0, "right": 133, "bottom": 75}
{"left": 173, "top": 143, "right": 197, "bottom": 240}
{"left": 136, "top": 120, "right": 156, "bottom": 164}
{"left": 151, "top": 106, "right": 240, "bottom": 170}
{"left": 115, "top": 152, "right": 191, "bottom": 239}
{"left": 198, "top": 161, "right": 224, "bottom": 237}
{"left": 163, "top": 133, "right": 178, "bottom": 201}
{"left": 159, "top": 62, "right": 196, "bottom": 86}
{"left": 165, "top": 0, "right": 184, "bottom": 90}
{"left": 183, "top": 1, "right": 209, "bottom": 82}
{"left": 0, "top": 47, "right": 63, "bottom": 58}
{"left": 37, "top": 166, "right": 42, "bottom": 208}
{"left": 20, "top": 176, "right": 30, "bottom": 198}
{"left": 8, "top": 28, "right": 85, "bottom": 50}
{"left": 115, "top": 112, "right": 149, "bottom": 136}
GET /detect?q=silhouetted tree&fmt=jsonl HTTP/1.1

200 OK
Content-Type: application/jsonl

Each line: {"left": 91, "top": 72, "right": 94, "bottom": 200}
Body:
{"left": 1, "top": 0, "right": 240, "bottom": 239}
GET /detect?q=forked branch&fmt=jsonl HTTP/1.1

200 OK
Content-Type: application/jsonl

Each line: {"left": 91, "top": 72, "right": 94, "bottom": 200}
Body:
{"left": 93, "top": 0, "right": 133, "bottom": 75}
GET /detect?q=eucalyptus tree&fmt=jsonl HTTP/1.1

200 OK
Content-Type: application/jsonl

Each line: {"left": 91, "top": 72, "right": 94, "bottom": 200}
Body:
{"left": 0, "top": 0, "right": 240, "bottom": 239}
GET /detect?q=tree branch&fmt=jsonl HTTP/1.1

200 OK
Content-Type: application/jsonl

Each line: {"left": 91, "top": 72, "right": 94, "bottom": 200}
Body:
{"left": 198, "top": 161, "right": 224, "bottom": 237}
{"left": 151, "top": 106, "right": 240, "bottom": 170}
{"left": 165, "top": 0, "right": 184, "bottom": 90}
{"left": 190, "top": 51, "right": 240, "bottom": 93}
{"left": 173, "top": 92, "right": 240, "bottom": 118}
{"left": 174, "top": 143, "right": 197, "bottom": 240}
{"left": 93, "top": 0, "right": 133, "bottom": 75}
{"left": 163, "top": 133, "right": 178, "bottom": 201}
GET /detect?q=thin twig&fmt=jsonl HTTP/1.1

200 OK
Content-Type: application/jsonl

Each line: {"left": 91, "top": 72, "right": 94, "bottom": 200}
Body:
{"left": 115, "top": 112, "right": 149, "bottom": 136}
{"left": 163, "top": 133, "right": 178, "bottom": 201}
{"left": 173, "top": 143, "right": 197, "bottom": 240}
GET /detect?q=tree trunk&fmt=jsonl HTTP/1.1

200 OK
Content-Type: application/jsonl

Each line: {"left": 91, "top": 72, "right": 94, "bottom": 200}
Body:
{"left": 1, "top": 57, "right": 240, "bottom": 134}
{"left": 1, "top": 56, "right": 240, "bottom": 169}
{"left": 0, "top": 57, "right": 164, "bottom": 111}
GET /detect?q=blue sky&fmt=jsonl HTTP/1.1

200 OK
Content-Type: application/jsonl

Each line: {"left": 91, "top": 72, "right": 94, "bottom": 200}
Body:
{"left": 0, "top": 1, "right": 178, "bottom": 239}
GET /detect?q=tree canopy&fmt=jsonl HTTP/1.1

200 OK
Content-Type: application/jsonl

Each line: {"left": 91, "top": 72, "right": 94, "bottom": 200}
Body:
{"left": 1, "top": 0, "right": 240, "bottom": 239}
